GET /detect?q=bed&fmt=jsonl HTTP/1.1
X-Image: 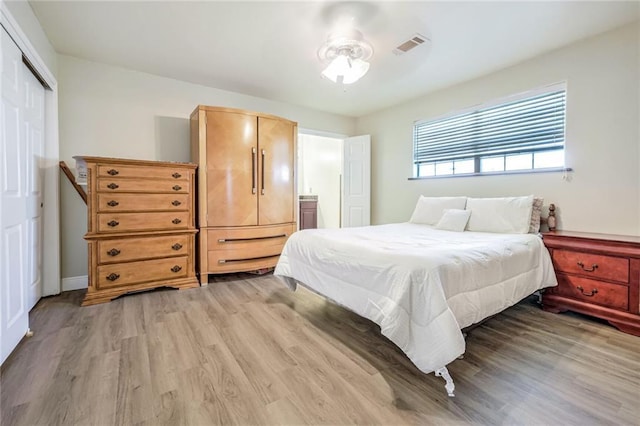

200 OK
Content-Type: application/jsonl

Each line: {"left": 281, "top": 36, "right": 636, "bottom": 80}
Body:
{"left": 274, "top": 196, "right": 558, "bottom": 396}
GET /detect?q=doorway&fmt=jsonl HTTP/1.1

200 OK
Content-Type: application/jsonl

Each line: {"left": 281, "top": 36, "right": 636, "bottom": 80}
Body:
{"left": 298, "top": 133, "right": 343, "bottom": 229}
{"left": 298, "top": 132, "right": 371, "bottom": 229}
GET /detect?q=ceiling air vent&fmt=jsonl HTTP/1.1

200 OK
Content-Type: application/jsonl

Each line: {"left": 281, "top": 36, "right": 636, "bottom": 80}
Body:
{"left": 393, "top": 34, "right": 429, "bottom": 56}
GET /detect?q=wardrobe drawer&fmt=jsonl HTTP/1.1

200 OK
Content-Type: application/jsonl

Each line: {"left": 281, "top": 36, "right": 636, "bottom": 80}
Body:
{"left": 553, "top": 274, "right": 629, "bottom": 311}
{"left": 207, "top": 224, "right": 294, "bottom": 251}
{"left": 97, "top": 164, "right": 190, "bottom": 181}
{"left": 552, "top": 249, "right": 629, "bottom": 283}
{"left": 207, "top": 248, "right": 281, "bottom": 273}
{"left": 97, "top": 193, "right": 189, "bottom": 212}
{"left": 97, "top": 211, "right": 190, "bottom": 233}
{"left": 97, "top": 234, "right": 190, "bottom": 264}
{"left": 97, "top": 178, "right": 190, "bottom": 194}
{"left": 96, "top": 256, "right": 188, "bottom": 289}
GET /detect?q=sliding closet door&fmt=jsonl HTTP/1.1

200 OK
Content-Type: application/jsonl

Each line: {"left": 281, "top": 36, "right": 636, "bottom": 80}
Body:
{"left": 0, "top": 26, "right": 46, "bottom": 364}
{"left": 1, "top": 27, "right": 29, "bottom": 365}
{"left": 24, "top": 56, "right": 45, "bottom": 309}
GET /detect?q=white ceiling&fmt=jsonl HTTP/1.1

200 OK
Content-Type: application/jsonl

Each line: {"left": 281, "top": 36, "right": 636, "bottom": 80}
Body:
{"left": 29, "top": 1, "right": 640, "bottom": 117}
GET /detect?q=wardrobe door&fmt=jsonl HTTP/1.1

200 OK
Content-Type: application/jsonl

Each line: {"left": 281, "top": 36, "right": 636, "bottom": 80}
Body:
{"left": 257, "top": 117, "right": 295, "bottom": 225}
{"left": 206, "top": 111, "right": 258, "bottom": 226}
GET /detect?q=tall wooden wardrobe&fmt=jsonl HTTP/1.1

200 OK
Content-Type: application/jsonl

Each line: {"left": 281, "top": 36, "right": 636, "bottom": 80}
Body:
{"left": 190, "top": 106, "right": 297, "bottom": 283}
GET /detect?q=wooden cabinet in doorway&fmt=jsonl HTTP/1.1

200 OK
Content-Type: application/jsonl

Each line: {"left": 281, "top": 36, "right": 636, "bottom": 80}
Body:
{"left": 190, "top": 106, "right": 297, "bottom": 282}
{"left": 299, "top": 195, "right": 318, "bottom": 230}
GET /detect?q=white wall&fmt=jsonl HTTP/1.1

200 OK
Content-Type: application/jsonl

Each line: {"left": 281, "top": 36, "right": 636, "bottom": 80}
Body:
{"left": 357, "top": 23, "right": 640, "bottom": 236}
{"left": 3, "top": 0, "right": 57, "bottom": 76}
{"left": 58, "top": 55, "right": 356, "bottom": 279}
{"left": 298, "top": 134, "right": 343, "bottom": 229}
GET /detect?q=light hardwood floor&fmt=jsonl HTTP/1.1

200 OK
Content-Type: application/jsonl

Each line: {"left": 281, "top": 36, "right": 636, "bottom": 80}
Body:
{"left": 2, "top": 273, "right": 639, "bottom": 425}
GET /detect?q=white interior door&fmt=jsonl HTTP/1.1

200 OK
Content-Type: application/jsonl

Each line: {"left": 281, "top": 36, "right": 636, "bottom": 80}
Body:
{"left": 24, "top": 61, "right": 45, "bottom": 309}
{"left": 341, "top": 135, "right": 371, "bottom": 227}
{"left": 1, "top": 26, "right": 29, "bottom": 364}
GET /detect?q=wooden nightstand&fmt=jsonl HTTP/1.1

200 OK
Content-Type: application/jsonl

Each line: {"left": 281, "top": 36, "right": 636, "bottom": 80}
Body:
{"left": 542, "top": 231, "right": 640, "bottom": 336}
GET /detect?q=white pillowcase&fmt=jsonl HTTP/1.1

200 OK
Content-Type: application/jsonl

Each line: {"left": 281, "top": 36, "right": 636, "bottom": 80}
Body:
{"left": 409, "top": 196, "right": 468, "bottom": 225}
{"left": 465, "top": 195, "right": 534, "bottom": 234}
{"left": 435, "top": 209, "right": 471, "bottom": 232}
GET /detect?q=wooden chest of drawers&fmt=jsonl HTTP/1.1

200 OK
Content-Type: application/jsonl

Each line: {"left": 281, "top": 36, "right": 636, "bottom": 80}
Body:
{"left": 76, "top": 157, "right": 199, "bottom": 306}
{"left": 542, "top": 231, "right": 640, "bottom": 336}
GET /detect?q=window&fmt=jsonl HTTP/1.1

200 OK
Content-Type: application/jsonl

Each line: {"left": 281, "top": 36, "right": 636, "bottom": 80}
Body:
{"left": 413, "top": 86, "right": 566, "bottom": 177}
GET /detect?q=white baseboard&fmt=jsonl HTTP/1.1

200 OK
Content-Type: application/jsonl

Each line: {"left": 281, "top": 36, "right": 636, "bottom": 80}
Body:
{"left": 62, "top": 275, "right": 88, "bottom": 291}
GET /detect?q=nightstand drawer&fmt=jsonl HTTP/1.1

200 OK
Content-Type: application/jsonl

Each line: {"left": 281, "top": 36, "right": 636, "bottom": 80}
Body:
{"left": 554, "top": 274, "right": 629, "bottom": 310}
{"left": 552, "top": 249, "right": 629, "bottom": 283}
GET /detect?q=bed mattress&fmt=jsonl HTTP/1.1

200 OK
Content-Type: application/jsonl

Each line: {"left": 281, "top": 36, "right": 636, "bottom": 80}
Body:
{"left": 274, "top": 223, "right": 557, "bottom": 373}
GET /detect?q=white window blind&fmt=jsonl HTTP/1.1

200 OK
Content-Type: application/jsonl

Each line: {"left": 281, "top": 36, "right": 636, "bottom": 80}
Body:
{"left": 413, "top": 88, "right": 566, "bottom": 176}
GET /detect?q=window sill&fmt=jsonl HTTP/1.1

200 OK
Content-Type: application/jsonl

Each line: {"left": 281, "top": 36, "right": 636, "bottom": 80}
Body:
{"left": 408, "top": 167, "right": 573, "bottom": 180}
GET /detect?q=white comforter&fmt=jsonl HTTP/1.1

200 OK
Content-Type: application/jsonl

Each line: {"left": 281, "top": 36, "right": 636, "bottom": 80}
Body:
{"left": 274, "top": 223, "right": 557, "bottom": 374}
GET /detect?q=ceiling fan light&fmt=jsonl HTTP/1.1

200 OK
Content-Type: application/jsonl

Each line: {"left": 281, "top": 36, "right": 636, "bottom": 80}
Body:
{"left": 342, "top": 57, "right": 369, "bottom": 84}
{"left": 321, "top": 55, "right": 350, "bottom": 83}
{"left": 318, "top": 29, "right": 373, "bottom": 85}
{"left": 321, "top": 55, "right": 370, "bottom": 85}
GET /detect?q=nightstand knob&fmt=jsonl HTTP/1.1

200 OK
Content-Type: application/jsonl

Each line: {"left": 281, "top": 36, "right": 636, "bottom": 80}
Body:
{"left": 577, "top": 261, "right": 598, "bottom": 272}
{"left": 171, "top": 265, "right": 182, "bottom": 273}
{"left": 171, "top": 200, "right": 181, "bottom": 206}
{"left": 107, "top": 169, "right": 119, "bottom": 176}
{"left": 107, "top": 220, "right": 119, "bottom": 227}
{"left": 107, "top": 183, "right": 119, "bottom": 190}
{"left": 172, "top": 218, "right": 182, "bottom": 225}
{"left": 106, "top": 248, "right": 121, "bottom": 257}
{"left": 576, "top": 286, "right": 598, "bottom": 297}
{"left": 171, "top": 243, "right": 183, "bottom": 251}
{"left": 106, "top": 200, "right": 119, "bottom": 207}
{"left": 172, "top": 185, "right": 182, "bottom": 191}
{"left": 106, "top": 273, "right": 120, "bottom": 281}
{"left": 172, "top": 172, "right": 182, "bottom": 179}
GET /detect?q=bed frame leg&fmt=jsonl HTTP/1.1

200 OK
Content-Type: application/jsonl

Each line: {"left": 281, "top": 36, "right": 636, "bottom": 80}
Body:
{"left": 435, "top": 367, "right": 455, "bottom": 397}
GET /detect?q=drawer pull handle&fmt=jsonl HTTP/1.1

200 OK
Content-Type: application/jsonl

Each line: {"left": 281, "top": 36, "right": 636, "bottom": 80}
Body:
{"left": 171, "top": 265, "right": 182, "bottom": 273}
{"left": 172, "top": 172, "right": 182, "bottom": 179}
{"left": 576, "top": 286, "right": 598, "bottom": 297}
{"left": 106, "top": 200, "right": 119, "bottom": 207}
{"left": 107, "top": 183, "right": 119, "bottom": 190}
{"left": 577, "top": 261, "right": 598, "bottom": 272}
{"left": 172, "top": 243, "right": 183, "bottom": 251}
{"left": 218, "top": 233, "right": 287, "bottom": 243}
{"left": 171, "top": 200, "right": 181, "bottom": 206}
{"left": 106, "top": 248, "right": 121, "bottom": 256}
{"left": 107, "top": 220, "right": 119, "bottom": 227}
{"left": 106, "top": 169, "right": 119, "bottom": 176}
{"left": 172, "top": 185, "right": 182, "bottom": 191}
{"left": 106, "top": 273, "right": 120, "bottom": 281}
{"left": 172, "top": 218, "right": 182, "bottom": 225}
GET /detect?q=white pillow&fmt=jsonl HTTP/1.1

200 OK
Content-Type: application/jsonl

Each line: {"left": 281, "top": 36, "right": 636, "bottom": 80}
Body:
{"left": 435, "top": 209, "right": 471, "bottom": 232}
{"left": 465, "top": 195, "right": 534, "bottom": 234}
{"left": 409, "top": 196, "right": 468, "bottom": 225}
